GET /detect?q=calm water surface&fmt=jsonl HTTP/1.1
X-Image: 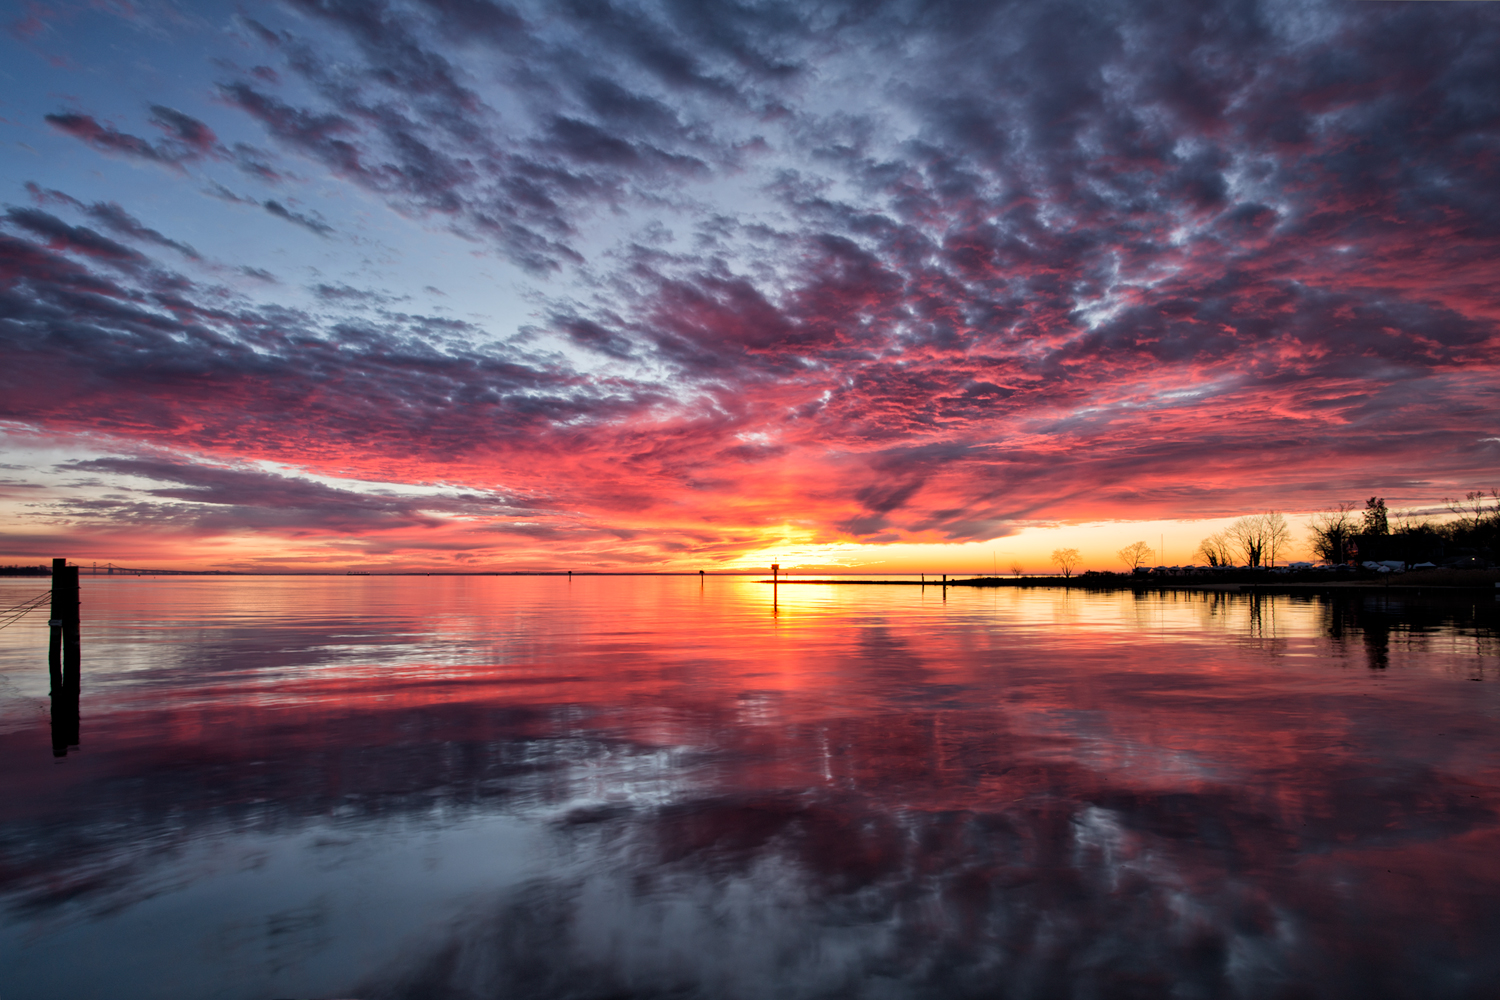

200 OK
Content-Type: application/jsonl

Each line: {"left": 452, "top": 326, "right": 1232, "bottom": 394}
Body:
{"left": 1, "top": 576, "right": 1498, "bottom": 999}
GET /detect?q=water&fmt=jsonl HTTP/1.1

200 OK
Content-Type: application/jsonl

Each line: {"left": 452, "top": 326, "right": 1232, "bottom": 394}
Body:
{"left": 1, "top": 576, "right": 1498, "bottom": 999}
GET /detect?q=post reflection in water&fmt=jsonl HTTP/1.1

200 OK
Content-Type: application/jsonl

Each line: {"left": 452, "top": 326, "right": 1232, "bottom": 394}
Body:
{"left": 0, "top": 577, "right": 1498, "bottom": 1000}
{"left": 48, "top": 670, "right": 79, "bottom": 758}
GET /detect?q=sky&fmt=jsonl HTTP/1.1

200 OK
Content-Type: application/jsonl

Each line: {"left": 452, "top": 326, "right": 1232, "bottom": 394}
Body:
{"left": 0, "top": 0, "right": 1497, "bottom": 574}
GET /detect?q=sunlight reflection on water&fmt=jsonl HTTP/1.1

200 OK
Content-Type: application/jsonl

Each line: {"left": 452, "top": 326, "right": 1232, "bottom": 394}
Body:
{"left": 1, "top": 576, "right": 1498, "bottom": 998}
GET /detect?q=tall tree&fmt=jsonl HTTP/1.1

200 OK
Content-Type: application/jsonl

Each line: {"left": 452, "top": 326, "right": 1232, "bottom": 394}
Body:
{"left": 1226, "top": 515, "right": 1266, "bottom": 568}
{"left": 1118, "top": 541, "right": 1153, "bottom": 571}
{"left": 1444, "top": 490, "right": 1500, "bottom": 532}
{"left": 1051, "top": 548, "right": 1081, "bottom": 579}
{"left": 1262, "top": 511, "right": 1291, "bottom": 568}
{"left": 1363, "top": 497, "right": 1389, "bottom": 536}
{"left": 1308, "top": 504, "right": 1357, "bottom": 563}
{"left": 1195, "top": 532, "right": 1234, "bottom": 567}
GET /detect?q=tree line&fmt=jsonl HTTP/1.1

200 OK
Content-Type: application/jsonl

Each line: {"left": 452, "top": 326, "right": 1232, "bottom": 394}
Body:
{"left": 1045, "top": 489, "right": 1499, "bottom": 577}
{"left": 1194, "top": 511, "right": 1291, "bottom": 569}
{"left": 1111, "top": 512, "right": 1293, "bottom": 572}
{"left": 1307, "top": 490, "right": 1499, "bottom": 567}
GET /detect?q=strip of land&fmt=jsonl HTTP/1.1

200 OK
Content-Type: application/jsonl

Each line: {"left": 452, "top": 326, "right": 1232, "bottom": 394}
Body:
{"left": 761, "top": 568, "right": 1499, "bottom": 594}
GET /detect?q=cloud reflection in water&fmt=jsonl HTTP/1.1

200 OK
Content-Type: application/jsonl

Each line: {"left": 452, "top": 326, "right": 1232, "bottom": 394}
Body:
{"left": 0, "top": 578, "right": 1497, "bottom": 998}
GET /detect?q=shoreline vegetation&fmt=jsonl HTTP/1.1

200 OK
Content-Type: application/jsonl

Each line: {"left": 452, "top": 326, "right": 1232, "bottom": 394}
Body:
{"left": 1, "top": 568, "right": 1496, "bottom": 590}
{"left": 762, "top": 567, "right": 1500, "bottom": 593}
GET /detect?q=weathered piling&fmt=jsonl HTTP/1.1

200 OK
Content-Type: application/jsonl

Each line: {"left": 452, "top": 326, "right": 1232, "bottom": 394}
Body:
{"left": 47, "top": 560, "right": 64, "bottom": 693}
{"left": 47, "top": 558, "right": 77, "bottom": 690}
{"left": 49, "top": 557, "right": 81, "bottom": 757}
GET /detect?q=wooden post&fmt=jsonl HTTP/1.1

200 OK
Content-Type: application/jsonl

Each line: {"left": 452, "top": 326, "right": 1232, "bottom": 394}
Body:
{"left": 49, "top": 557, "right": 81, "bottom": 757}
{"left": 48, "top": 558, "right": 64, "bottom": 695}
{"left": 63, "top": 561, "right": 80, "bottom": 685}
{"left": 771, "top": 563, "right": 779, "bottom": 584}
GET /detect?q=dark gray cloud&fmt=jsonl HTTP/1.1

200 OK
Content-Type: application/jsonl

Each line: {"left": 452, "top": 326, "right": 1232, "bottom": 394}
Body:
{"left": 59, "top": 457, "right": 440, "bottom": 533}
{"left": 45, "top": 456, "right": 582, "bottom": 539}
{"left": 45, "top": 106, "right": 222, "bottom": 168}
{"left": 3, "top": 206, "right": 149, "bottom": 269}
{"left": 147, "top": 105, "right": 218, "bottom": 154}
{"left": 203, "top": 182, "right": 337, "bottom": 235}
{"left": 207, "top": 0, "right": 816, "bottom": 271}
{"left": 0, "top": 229, "right": 665, "bottom": 475}
{"left": 83, "top": 203, "right": 200, "bottom": 259}
{"left": 230, "top": 142, "right": 286, "bottom": 182}
{"left": 263, "top": 199, "right": 333, "bottom": 236}
{"left": 25, "top": 184, "right": 201, "bottom": 259}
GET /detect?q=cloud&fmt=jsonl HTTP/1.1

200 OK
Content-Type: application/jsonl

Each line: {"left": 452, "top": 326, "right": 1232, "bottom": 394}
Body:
{"left": 202, "top": 182, "right": 335, "bottom": 235}
{"left": 0, "top": 229, "right": 661, "bottom": 481}
{"left": 25, "top": 184, "right": 201, "bottom": 259}
{"left": 210, "top": 0, "right": 795, "bottom": 272}
{"left": 59, "top": 457, "right": 449, "bottom": 533}
{"left": 147, "top": 104, "right": 218, "bottom": 154}
{"left": 230, "top": 142, "right": 286, "bottom": 183}
{"left": 312, "top": 282, "right": 398, "bottom": 304}
{"left": 44, "top": 106, "right": 223, "bottom": 169}
{"left": 263, "top": 199, "right": 333, "bottom": 236}
{"left": 3, "top": 206, "right": 149, "bottom": 269}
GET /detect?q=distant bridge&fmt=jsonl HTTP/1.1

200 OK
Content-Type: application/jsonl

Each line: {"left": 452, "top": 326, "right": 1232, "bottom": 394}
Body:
{"left": 82, "top": 563, "right": 238, "bottom": 576}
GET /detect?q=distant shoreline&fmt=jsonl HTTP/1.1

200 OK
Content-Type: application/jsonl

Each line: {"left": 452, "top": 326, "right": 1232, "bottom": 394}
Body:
{"left": 763, "top": 579, "right": 1495, "bottom": 593}
{"left": 3, "top": 568, "right": 1496, "bottom": 593}
{"left": 760, "top": 570, "right": 1500, "bottom": 594}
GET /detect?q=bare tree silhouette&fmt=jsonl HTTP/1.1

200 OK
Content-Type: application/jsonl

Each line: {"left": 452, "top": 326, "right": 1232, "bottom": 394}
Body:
{"left": 1118, "top": 541, "right": 1153, "bottom": 571}
{"left": 1195, "top": 531, "right": 1234, "bottom": 568}
{"left": 1308, "top": 504, "right": 1358, "bottom": 564}
{"left": 1226, "top": 512, "right": 1289, "bottom": 568}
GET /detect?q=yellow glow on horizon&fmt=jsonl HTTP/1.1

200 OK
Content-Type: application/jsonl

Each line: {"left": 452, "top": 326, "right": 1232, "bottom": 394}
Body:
{"left": 732, "top": 515, "right": 1322, "bottom": 574}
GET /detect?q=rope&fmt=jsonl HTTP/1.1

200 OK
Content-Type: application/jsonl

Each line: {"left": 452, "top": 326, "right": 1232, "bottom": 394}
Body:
{"left": 0, "top": 591, "right": 53, "bottom": 630}
{"left": 0, "top": 590, "right": 51, "bottom": 614}
{"left": 0, "top": 592, "right": 50, "bottom": 623}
